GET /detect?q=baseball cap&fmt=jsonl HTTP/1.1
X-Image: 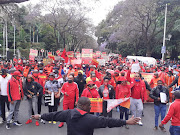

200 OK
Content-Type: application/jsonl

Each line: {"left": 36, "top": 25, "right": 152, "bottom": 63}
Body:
{"left": 12, "top": 71, "right": 22, "bottom": 76}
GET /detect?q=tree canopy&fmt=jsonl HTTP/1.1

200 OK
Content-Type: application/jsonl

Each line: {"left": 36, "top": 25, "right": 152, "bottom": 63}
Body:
{"left": 95, "top": 0, "right": 180, "bottom": 59}
{"left": 0, "top": 0, "right": 28, "bottom": 4}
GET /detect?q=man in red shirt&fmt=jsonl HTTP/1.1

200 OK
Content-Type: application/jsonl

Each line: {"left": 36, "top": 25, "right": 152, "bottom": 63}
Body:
{"left": 159, "top": 90, "right": 180, "bottom": 135}
{"left": 6, "top": 71, "right": 24, "bottom": 129}
{"left": 130, "top": 73, "right": 147, "bottom": 126}
{"left": 58, "top": 75, "right": 79, "bottom": 128}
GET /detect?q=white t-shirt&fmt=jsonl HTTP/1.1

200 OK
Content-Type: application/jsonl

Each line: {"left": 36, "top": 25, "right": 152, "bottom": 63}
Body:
{"left": 57, "top": 78, "right": 64, "bottom": 87}
{"left": 0, "top": 74, "right": 12, "bottom": 96}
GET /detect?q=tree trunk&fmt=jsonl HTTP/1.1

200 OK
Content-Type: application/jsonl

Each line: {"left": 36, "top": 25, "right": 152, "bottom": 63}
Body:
{"left": 53, "top": 28, "right": 58, "bottom": 50}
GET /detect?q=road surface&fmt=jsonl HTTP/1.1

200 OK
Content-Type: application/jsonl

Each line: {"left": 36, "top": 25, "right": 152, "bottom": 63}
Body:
{"left": 0, "top": 100, "right": 171, "bottom": 135}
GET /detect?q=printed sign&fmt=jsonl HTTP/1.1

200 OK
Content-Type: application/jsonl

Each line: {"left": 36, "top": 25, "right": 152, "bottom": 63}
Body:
{"left": 89, "top": 98, "right": 103, "bottom": 113}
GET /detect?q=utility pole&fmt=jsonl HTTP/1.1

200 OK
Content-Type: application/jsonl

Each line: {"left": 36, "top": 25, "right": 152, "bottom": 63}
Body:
{"left": 162, "top": 4, "right": 167, "bottom": 63}
{"left": 5, "top": 20, "right": 8, "bottom": 60}
{"left": 13, "top": 21, "right": 16, "bottom": 56}
{"left": 3, "top": 22, "right": 5, "bottom": 59}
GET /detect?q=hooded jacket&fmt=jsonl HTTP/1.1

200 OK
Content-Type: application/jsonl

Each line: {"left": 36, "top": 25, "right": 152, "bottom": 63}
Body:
{"left": 41, "top": 108, "right": 126, "bottom": 135}
{"left": 7, "top": 77, "right": 24, "bottom": 102}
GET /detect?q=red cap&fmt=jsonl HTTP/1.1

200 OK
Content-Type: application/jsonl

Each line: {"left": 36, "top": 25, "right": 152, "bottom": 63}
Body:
{"left": 12, "top": 71, "right": 22, "bottom": 76}
{"left": 87, "top": 81, "right": 95, "bottom": 85}
{"left": 114, "top": 70, "right": 120, "bottom": 74}
{"left": 118, "top": 77, "right": 127, "bottom": 81}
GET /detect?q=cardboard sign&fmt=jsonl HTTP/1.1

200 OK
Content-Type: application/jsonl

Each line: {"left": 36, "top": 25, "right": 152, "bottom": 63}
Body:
{"left": 89, "top": 98, "right": 103, "bottom": 113}
{"left": 97, "top": 59, "right": 105, "bottom": 66}
{"left": 82, "top": 49, "right": 93, "bottom": 58}
{"left": 96, "top": 51, "right": 101, "bottom": 58}
{"left": 43, "top": 58, "right": 53, "bottom": 66}
{"left": 67, "top": 51, "right": 74, "bottom": 58}
{"left": 29, "top": 49, "right": 38, "bottom": 61}
{"left": 82, "top": 58, "right": 92, "bottom": 65}
{"left": 131, "top": 63, "right": 140, "bottom": 73}
{"left": 130, "top": 73, "right": 154, "bottom": 83}
{"left": 76, "top": 52, "right": 81, "bottom": 58}
{"left": 71, "top": 59, "right": 82, "bottom": 65}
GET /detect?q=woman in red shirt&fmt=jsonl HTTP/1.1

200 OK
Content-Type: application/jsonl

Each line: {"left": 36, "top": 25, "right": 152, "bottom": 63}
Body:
{"left": 81, "top": 81, "right": 100, "bottom": 98}
{"left": 98, "top": 77, "right": 115, "bottom": 117}
{"left": 116, "top": 77, "right": 131, "bottom": 129}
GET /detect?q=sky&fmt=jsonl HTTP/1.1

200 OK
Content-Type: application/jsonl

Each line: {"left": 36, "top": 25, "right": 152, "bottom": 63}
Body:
{"left": 20, "top": 0, "right": 121, "bottom": 26}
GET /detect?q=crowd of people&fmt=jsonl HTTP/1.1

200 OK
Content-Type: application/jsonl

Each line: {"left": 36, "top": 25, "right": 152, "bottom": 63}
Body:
{"left": 0, "top": 57, "right": 179, "bottom": 135}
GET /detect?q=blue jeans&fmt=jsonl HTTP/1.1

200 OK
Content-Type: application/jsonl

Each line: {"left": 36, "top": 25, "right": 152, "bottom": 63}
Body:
{"left": 154, "top": 104, "right": 166, "bottom": 127}
{"left": 169, "top": 125, "right": 180, "bottom": 135}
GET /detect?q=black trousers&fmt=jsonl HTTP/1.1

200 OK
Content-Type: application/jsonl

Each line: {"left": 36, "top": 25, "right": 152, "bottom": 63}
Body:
{"left": 48, "top": 98, "right": 59, "bottom": 113}
{"left": 102, "top": 101, "right": 112, "bottom": 117}
{"left": 119, "top": 106, "right": 129, "bottom": 120}
{"left": 37, "top": 95, "right": 42, "bottom": 114}
{"left": 0, "top": 95, "right": 10, "bottom": 121}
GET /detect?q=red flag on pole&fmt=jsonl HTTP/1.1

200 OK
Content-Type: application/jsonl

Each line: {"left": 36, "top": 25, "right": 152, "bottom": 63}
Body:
{"left": 61, "top": 49, "right": 68, "bottom": 63}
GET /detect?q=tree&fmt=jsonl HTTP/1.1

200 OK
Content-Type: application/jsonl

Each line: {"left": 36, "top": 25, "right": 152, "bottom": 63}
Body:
{"left": 0, "top": 0, "right": 28, "bottom": 4}
{"left": 96, "top": 0, "right": 180, "bottom": 58}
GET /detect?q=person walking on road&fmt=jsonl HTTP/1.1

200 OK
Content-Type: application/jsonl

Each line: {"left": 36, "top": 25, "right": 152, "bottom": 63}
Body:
{"left": 149, "top": 80, "right": 169, "bottom": 132}
{"left": 32, "top": 97, "right": 141, "bottom": 135}
{"left": 159, "top": 90, "right": 180, "bottom": 135}
{"left": 6, "top": 71, "right": 24, "bottom": 129}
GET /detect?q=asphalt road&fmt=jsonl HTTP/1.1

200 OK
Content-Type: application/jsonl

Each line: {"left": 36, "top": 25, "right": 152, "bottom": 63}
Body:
{"left": 0, "top": 100, "right": 171, "bottom": 135}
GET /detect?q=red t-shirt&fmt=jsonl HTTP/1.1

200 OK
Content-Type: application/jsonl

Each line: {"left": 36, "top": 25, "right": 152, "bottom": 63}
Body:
{"left": 103, "top": 86, "right": 109, "bottom": 99}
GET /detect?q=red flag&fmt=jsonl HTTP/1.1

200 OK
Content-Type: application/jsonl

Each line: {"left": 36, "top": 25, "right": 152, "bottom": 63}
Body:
{"left": 92, "top": 58, "right": 99, "bottom": 67}
{"left": 61, "top": 49, "right": 68, "bottom": 63}
{"left": 56, "top": 50, "right": 60, "bottom": 56}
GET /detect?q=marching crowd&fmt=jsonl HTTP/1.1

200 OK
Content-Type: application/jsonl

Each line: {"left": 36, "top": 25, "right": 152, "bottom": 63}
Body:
{"left": 0, "top": 58, "right": 179, "bottom": 135}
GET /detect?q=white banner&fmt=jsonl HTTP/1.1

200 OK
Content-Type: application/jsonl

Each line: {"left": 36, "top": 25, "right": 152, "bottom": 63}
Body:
{"left": 106, "top": 98, "right": 130, "bottom": 112}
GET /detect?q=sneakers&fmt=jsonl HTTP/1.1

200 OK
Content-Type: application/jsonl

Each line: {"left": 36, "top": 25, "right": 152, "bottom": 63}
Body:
{"left": 138, "top": 121, "right": 143, "bottom": 126}
{"left": 153, "top": 126, "right": 158, "bottom": 130}
{"left": 0, "top": 117, "right": 3, "bottom": 124}
{"left": 58, "top": 122, "right": 64, "bottom": 128}
{"left": 25, "top": 119, "right": 32, "bottom": 124}
{"left": 53, "top": 121, "right": 56, "bottom": 124}
{"left": 159, "top": 127, "right": 166, "bottom": 132}
{"left": 6, "top": 123, "right": 10, "bottom": 129}
{"left": 35, "top": 121, "right": 39, "bottom": 126}
{"left": 125, "top": 125, "right": 129, "bottom": 129}
{"left": 14, "top": 121, "right": 22, "bottom": 126}
{"left": 49, "top": 121, "right": 52, "bottom": 124}
{"left": 40, "top": 119, "right": 45, "bottom": 124}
